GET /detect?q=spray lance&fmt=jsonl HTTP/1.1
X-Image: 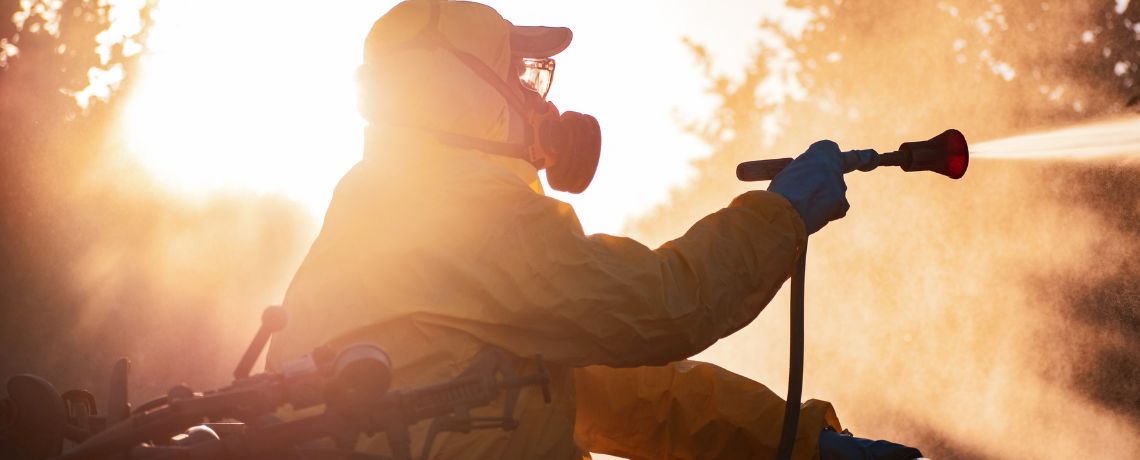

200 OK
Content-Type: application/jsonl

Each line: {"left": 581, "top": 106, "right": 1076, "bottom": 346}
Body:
{"left": 737, "top": 129, "right": 969, "bottom": 460}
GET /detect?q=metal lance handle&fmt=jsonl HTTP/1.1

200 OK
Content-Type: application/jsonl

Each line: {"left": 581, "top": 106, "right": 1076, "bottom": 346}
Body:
{"left": 736, "top": 158, "right": 793, "bottom": 182}
{"left": 736, "top": 129, "right": 969, "bottom": 181}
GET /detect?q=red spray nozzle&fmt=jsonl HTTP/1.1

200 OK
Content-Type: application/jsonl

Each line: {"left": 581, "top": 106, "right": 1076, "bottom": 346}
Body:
{"left": 894, "top": 129, "right": 969, "bottom": 179}
{"left": 736, "top": 129, "right": 970, "bottom": 181}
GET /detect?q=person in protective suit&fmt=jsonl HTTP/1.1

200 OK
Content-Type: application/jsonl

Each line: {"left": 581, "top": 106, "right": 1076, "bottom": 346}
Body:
{"left": 267, "top": 1, "right": 923, "bottom": 459}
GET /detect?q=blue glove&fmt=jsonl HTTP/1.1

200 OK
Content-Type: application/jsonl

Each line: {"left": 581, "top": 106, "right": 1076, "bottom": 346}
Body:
{"left": 767, "top": 140, "right": 878, "bottom": 235}
{"left": 819, "top": 428, "right": 925, "bottom": 460}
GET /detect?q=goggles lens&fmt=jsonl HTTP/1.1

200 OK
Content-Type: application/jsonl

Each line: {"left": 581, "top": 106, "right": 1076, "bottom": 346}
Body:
{"left": 519, "top": 58, "right": 555, "bottom": 98}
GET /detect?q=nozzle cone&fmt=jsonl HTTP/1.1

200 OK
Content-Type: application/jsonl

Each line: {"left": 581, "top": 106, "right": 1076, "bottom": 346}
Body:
{"left": 899, "top": 129, "right": 969, "bottom": 179}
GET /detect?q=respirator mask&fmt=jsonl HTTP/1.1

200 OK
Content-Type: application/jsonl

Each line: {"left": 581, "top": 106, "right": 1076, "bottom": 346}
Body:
{"left": 515, "top": 58, "right": 602, "bottom": 194}
{"left": 368, "top": 1, "right": 602, "bottom": 194}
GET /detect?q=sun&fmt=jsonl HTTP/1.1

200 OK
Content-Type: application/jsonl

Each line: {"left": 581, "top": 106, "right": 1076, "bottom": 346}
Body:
{"left": 121, "top": 0, "right": 381, "bottom": 216}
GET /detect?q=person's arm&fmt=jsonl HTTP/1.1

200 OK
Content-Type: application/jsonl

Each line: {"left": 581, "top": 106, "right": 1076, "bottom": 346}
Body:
{"left": 434, "top": 187, "right": 806, "bottom": 368}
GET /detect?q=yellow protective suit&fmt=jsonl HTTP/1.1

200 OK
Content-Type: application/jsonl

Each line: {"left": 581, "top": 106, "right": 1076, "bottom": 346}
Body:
{"left": 266, "top": 1, "right": 841, "bottom": 458}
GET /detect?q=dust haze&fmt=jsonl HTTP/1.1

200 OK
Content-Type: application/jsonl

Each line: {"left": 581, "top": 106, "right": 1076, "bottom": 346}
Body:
{"left": 0, "top": 150, "right": 313, "bottom": 401}
{"left": 0, "top": 0, "right": 313, "bottom": 404}
{"left": 670, "top": 136, "right": 1140, "bottom": 459}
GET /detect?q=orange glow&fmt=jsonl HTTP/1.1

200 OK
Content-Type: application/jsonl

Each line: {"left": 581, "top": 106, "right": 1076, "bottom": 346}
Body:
{"left": 121, "top": 0, "right": 373, "bottom": 215}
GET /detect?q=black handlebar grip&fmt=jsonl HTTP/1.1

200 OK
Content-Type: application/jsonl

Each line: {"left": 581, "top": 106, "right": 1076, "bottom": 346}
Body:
{"left": 736, "top": 158, "right": 793, "bottom": 181}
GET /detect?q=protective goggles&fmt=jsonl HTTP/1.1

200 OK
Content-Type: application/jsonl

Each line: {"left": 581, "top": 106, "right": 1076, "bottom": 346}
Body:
{"left": 518, "top": 58, "right": 556, "bottom": 99}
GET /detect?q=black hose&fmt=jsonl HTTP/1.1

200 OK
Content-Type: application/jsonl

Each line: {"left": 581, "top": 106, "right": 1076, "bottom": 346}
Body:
{"left": 775, "top": 239, "right": 807, "bottom": 460}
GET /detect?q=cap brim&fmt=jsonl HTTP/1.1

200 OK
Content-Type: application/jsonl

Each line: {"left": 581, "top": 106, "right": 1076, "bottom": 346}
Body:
{"left": 510, "top": 25, "right": 572, "bottom": 58}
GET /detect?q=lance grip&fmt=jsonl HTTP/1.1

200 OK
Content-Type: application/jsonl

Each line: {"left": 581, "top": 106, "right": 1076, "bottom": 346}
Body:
{"left": 736, "top": 158, "right": 793, "bottom": 182}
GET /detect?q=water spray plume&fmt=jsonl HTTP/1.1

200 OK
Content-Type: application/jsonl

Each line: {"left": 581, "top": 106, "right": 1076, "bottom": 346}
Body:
{"left": 970, "top": 117, "right": 1140, "bottom": 159}
{"left": 736, "top": 129, "right": 970, "bottom": 182}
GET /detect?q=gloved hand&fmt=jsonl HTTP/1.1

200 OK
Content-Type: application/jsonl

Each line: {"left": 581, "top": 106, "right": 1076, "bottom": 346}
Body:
{"left": 767, "top": 140, "right": 878, "bottom": 235}
{"left": 818, "top": 427, "right": 925, "bottom": 460}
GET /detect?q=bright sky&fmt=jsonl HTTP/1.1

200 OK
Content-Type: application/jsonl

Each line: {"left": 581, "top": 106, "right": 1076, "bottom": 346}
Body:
{"left": 123, "top": 0, "right": 804, "bottom": 235}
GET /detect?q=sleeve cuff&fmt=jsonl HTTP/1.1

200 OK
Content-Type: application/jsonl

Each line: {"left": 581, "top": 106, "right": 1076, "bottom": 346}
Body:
{"left": 728, "top": 190, "right": 808, "bottom": 253}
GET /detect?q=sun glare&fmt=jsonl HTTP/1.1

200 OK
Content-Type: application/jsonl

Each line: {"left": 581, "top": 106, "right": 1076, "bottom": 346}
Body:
{"left": 122, "top": 0, "right": 795, "bottom": 234}
{"left": 122, "top": 0, "right": 377, "bottom": 215}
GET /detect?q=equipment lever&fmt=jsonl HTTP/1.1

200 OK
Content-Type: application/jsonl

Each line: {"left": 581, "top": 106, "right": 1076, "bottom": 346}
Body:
{"left": 233, "top": 306, "right": 287, "bottom": 380}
